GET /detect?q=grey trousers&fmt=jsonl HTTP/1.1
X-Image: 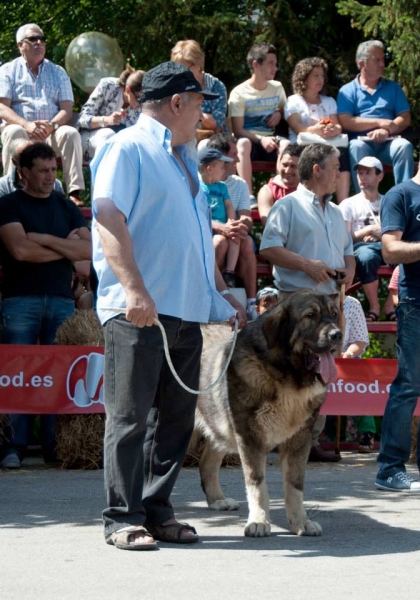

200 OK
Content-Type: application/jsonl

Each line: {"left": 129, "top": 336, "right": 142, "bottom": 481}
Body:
{"left": 102, "top": 314, "right": 202, "bottom": 537}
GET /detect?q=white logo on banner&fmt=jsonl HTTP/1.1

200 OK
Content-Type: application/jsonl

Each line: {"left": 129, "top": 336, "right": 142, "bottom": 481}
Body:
{"left": 66, "top": 352, "right": 104, "bottom": 408}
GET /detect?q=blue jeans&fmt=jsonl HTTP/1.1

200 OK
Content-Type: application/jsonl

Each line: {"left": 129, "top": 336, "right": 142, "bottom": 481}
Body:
{"left": 102, "top": 315, "right": 202, "bottom": 537}
{"left": 349, "top": 138, "right": 414, "bottom": 192}
{"left": 353, "top": 241, "right": 384, "bottom": 284}
{"left": 1, "top": 295, "right": 75, "bottom": 459}
{"left": 377, "top": 303, "right": 420, "bottom": 478}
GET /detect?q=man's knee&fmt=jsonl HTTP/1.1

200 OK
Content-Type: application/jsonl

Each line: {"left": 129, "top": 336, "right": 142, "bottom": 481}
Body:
{"left": 1, "top": 124, "right": 28, "bottom": 145}
{"left": 349, "top": 139, "right": 370, "bottom": 160}
{"left": 237, "top": 137, "right": 252, "bottom": 157}
{"left": 391, "top": 138, "right": 413, "bottom": 160}
{"left": 239, "top": 235, "right": 256, "bottom": 258}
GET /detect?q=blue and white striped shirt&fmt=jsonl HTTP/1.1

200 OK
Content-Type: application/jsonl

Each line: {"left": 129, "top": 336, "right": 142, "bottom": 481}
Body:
{"left": 91, "top": 113, "right": 235, "bottom": 325}
{"left": 0, "top": 57, "right": 74, "bottom": 121}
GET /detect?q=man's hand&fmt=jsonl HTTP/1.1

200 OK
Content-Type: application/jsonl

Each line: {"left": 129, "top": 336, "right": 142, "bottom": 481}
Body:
{"left": 26, "top": 120, "right": 49, "bottom": 140}
{"left": 224, "top": 294, "right": 247, "bottom": 329}
{"left": 333, "top": 267, "right": 355, "bottom": 288}
{"left": 260, "top": 136, "right": 279, "bottom": 153}
{"left": 226, "top": 219, "right": 248, "bottom": 240}
{"left": 367, "top": 128, "right": 389, "bottom": 142}
{"left": 67, "top": 228, "right": 81, "bottom": 240}
{"left": 106, "top": 111, "right": 125, "bottom": 126}
{"left": 265, "top": 110, "right": 281, "bottom": 129}
{"left": 125, "top": 289, "right": 158, "bottom": 328}
{"left": 302, "top": 259, "right": 335, "bottom": 283}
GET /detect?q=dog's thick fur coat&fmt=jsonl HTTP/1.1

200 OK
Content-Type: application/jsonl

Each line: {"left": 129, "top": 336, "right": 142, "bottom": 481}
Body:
{"left": 196, "top": 290, "right": 342, "bottom": 537}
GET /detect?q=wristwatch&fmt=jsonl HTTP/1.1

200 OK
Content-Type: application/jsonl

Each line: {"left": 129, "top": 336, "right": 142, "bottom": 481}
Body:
{"left": 99, "top": 117, "right": 106, "bottom": 128}
{"left": 49, "top": 121, "right": 59, "bottom": 132}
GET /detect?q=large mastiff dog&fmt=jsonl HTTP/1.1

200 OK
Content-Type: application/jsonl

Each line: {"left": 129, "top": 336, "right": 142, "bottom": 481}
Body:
{"left": 196, "top": 290, "right": 341, "bottom": 538}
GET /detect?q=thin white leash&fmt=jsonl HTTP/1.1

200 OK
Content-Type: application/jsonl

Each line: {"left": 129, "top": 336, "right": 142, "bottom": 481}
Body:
{"left": 102, "top": 308, "right": 239, "bottom": 395}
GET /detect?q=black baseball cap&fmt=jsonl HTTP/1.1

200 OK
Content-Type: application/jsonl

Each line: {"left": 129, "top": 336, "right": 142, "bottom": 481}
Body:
{"left": 141, "top": 61, "right": 219, "bottom": 102}
{"left": 198, "top": 147, "right": 234, "bottom": 167}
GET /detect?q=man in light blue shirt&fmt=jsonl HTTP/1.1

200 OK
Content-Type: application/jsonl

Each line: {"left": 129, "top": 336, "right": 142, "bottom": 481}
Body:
{"left": 260, "top": 143, "right": 355, "bottom": 463}
{"left": 0, "top": 23, "right": 85, "bottom": 205}
{"left": 91, "top": 61, "right": 244, "bottom": 551}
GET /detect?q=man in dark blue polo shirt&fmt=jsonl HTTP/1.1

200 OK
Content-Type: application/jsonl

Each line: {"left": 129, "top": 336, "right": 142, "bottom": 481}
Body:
{"left": 376, "top": 165, "right": 420, "bottom": 491}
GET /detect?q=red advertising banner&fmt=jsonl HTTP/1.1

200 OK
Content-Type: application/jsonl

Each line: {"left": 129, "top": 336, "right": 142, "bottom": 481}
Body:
{"left": 0, "top": 345, "right": 104, "bottom": 414}
{"left": 0, "top": 346, "right": 419, "bottom": 416}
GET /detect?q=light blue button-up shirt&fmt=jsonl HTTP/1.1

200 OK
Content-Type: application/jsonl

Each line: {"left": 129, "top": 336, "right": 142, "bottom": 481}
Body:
{"left": 0, "top": 57, "right": 74, "bottom": 121}
{"left": 260, "top": 183, "right": 353, "bottom": 294}
{"left": 91, "top": 112, "right": 234, "bottom": 325}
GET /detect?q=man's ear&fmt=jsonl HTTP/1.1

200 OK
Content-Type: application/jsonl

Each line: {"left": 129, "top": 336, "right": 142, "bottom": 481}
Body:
{"left": 170, "top": 94, "right": 182, "bottom": 114}
{"left": 20, "top": 166, "right": 30, "bottom": 181}
{"left": 378, "top": 171, "right": 384, "bottom": 183}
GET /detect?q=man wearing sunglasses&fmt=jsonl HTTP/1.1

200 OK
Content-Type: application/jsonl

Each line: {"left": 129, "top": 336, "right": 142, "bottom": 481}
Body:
{"left": 0, "top": 23, "right": 85, "bottom": 206}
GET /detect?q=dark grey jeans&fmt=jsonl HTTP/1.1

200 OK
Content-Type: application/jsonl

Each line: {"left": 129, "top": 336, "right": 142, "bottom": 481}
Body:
{"left": 102, "top": 314, "right": 202, "bottom": 537}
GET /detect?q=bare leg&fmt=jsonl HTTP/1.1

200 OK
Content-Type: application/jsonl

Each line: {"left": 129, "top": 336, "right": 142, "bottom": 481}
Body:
{"left": 336, "top": 171, "right": 351, "bottom": 203}
{"left": 213, "top": 235, "right": 228, "bottom": 271}
{"left": 236, "top": 138, "right": 253, "bottom": 194}
{"left": 383, "top": 289, "right": 396, "bottom": 316}
{"left": 237, "top": 236, "right": 257, "bottom": 299}
{"left": 225, "top": 239, "right": 240, "bottom": 273}
{"left": 362, "top": 280, "right": 380, "bottom": 316}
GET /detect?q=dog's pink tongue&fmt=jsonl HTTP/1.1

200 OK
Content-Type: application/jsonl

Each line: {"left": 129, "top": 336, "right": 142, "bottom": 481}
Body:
{"left": 319, "top": 353, "right": 338, "bottom": 384}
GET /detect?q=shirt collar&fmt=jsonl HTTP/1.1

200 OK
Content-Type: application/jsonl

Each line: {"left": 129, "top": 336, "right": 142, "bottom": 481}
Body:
{"left": 356, "top": 74, "right": 384, "bottom": 91}
{"left": 138, "top": 112, "right": 172, "bottom": 152}
{"left": 297, "top": 183, "right": 333, "bottom": 206}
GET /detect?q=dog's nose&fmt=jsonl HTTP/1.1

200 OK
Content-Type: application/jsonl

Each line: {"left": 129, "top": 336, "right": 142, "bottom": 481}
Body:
{"left": 328, "top": 329, "right": 342, "bottom": 341}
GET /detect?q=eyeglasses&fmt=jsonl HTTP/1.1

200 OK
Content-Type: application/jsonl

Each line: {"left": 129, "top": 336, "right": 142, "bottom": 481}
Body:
{"left": 23, "top": 35, "right": 46, "bottom": 43}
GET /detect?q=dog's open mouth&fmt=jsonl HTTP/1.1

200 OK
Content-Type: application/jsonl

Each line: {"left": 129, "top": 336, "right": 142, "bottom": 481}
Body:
{"left": 305, "top": 348, "right": 338, "bottom": 384}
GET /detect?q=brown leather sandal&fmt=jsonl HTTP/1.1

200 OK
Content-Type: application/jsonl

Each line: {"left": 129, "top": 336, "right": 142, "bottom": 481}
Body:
{"left": 105, "top": 526, "right": 158, "bottom": 551}
{"left": 146, "top": 522, "right": 199, "bottom": 544}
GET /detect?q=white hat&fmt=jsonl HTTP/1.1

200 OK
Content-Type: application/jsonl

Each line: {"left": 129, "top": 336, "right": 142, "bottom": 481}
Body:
{"left": 353, "top": 156, "right": 383, "bottom": 172}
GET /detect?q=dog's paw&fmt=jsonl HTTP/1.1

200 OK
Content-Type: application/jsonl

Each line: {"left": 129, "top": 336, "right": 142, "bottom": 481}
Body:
{"left": 244, "top": 520, "right": 271, "bottom": 537}
{"left": 295, "top": 519, "right": 322, "bottom": 536}
{"left": 208, "top": 498, "right": 240, "bottom": 511}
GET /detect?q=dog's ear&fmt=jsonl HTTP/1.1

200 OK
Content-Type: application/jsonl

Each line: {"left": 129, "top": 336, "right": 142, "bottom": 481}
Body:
{"left": 261, "top": 303, "right": 289, "bottom": 349}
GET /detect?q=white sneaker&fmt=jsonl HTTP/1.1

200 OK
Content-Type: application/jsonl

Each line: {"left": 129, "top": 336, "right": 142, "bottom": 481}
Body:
{"left": 247, "top": 303, "right": 258, "bottom": 321}
{"left": 0, "top": 451, "right": 21, "bottom": 469}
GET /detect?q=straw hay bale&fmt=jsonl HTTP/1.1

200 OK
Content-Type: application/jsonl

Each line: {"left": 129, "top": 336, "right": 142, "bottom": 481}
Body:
{"left": 56, "top": 414, "right": 105, "bottom": 469}
{"left": 0, "top": 414, "right": 7, "bottom": 446}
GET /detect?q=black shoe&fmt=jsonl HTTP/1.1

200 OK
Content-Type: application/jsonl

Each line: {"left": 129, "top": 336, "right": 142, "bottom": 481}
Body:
{"left": 223, "top": 270, "right": 236, "bottom": 288}
{"left": 358, "top": 432, "right": 375, "bottom": 453}
{"left": 308, "top": 445, "right": 341, "bottom": 462}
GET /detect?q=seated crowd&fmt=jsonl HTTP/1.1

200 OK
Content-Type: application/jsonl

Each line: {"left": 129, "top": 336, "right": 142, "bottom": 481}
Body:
{"left": 0, "top": 26, "right": 414, "bottom": 470}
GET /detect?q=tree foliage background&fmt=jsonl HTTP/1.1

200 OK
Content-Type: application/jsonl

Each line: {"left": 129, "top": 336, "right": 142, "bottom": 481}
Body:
{"left": 0, "top": 0, "right": 418, "bottom": 121}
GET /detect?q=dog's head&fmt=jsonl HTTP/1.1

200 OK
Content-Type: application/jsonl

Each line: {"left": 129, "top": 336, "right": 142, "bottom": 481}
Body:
{"left": 260, "top": 290, "right": 342, "bottom": 384}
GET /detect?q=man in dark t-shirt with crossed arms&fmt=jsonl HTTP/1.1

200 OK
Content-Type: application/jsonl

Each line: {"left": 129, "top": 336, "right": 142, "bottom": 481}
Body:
{"left": 0, "top": 142, "right": 91, "bottom": 469}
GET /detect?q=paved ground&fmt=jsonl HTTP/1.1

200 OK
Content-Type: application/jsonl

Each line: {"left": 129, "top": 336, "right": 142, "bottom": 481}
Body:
{"left": 1, "top": 452, "right": 420, "bottom": 600}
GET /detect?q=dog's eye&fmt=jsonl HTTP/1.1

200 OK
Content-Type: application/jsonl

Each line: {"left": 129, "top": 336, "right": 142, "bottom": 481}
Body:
{"left": 304, "top": 311, "right": 315, "bottom": 318}
{"left": 331, "top": 310, "right": 338, "bottom": 318}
